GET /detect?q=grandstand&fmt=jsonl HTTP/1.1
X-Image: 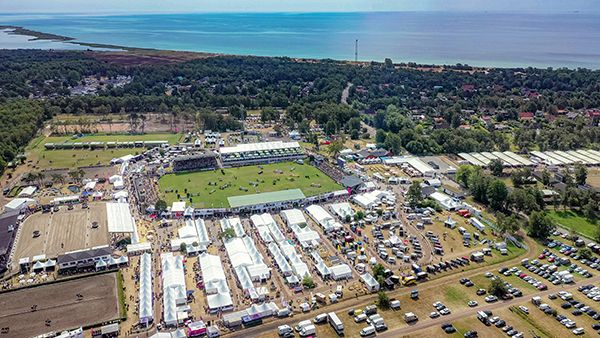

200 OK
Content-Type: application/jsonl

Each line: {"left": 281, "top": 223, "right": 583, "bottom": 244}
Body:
{"left": 219, "top": 141, "right": 304, "bottom": 166}
{"left": 173, "top": 153, "right": 218, "bottom": 172}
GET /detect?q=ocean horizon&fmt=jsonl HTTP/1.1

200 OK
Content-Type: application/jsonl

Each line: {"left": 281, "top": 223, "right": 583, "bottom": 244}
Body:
{"left": 1, "top": 12, "right": 600, "bottom": 69}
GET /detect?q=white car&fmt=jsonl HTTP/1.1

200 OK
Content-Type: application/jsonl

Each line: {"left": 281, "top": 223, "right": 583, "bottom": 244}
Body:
{"left": 572, "top": 327, "right": 585, "bottom": 335}
{"left": 440, "top": 308, "right": 451, "bottom": 315}
{"left": 518, "top": 305, "right": 529, "bottom": 314}
{"left": 485, "top": 295, "right": 498, "bottom": 303}
{"left": 429, "top": 312, "right": 440, "bottom": 318}
{"left": 468, "top": 300, "right": 478, "bottom": 307}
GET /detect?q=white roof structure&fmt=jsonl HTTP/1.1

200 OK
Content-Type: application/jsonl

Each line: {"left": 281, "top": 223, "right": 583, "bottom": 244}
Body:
{"left": 139, "top": 253, "right": 154, "bottom": 324}
{"left": 127, "top": 242, "right": 152, "bottom": 254}
{"left": 503, "top": 151, "right": 534, "bottom": 166}
{"left": 305, "top": 205, "right": 341, "bottom": 232}
{"left": 112, "top": 190, "right": 129, "bottom": 200}
{"left": 311, "top": 251, "right": 331, "bottom": 277}
{"left": 51, "top": 195, "right": 79, "bottom": 204}
{"left": 193, "top": 219, "right": 211, "bottom": 247}
{"left": 83, "top": 181, "right": 97, "bottom": 191}
{"left": 430, "top": 191, "right": 461, "bottom": 210}
{"left": 106, "top": 202, "right": 135, "bottom": 233}
{"left": 268, "top": 242, "right": 293, "bottom": 276}
{"left": 161, "top": 253, "right": 187, "bottom": 326}
{"left": 4, "top": 198, "right": 35, "bottom": 211}
{"left": 281, "top": 209, "right": 306, "bottom": 227}
{"left": 330, "top": 264, "right": 352, "bottom": 280}
{"left": 220, "top": 217, "right": 245, "bottom": 237}
{"left": 279, "top": 241, "right": 310, "bottom": 279}
{"left": 18, "top": 186, "right": 37, "bottom": 197}
{"left": 198, "top": 253, "right": 228, "bottom": 294}
{"left": 352, "top": 190, "right": 395, "bottom": 209}
{"left": 329, "top": 202, "right": 354, "bottom": 220}
{"left": 111, "top": 154, "right": 135, "bottom": 164}
{"left": 219, "top": 141, "right": 301, "bottom": 155}
{"left": 383, "top": 156, "right": 435, "bottom": 176}
{"left": 251, "top": 214, "right": 285, "bottom": 242}
{"left": 109, "top": 175, "right": 122, "bottom": 183}
{"left": 171, "top": 202, "right": 186, "bottom": 213}
{"left": 360, "top": 273, "right": 380, "bottom": 292}
{"left": 280, "top": 209, "right": 320, "bottom": 247}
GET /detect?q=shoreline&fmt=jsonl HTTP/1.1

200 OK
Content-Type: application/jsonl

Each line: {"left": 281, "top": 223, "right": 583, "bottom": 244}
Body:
{"left": 0, "top": 24, "right": 525, "bottom": 72}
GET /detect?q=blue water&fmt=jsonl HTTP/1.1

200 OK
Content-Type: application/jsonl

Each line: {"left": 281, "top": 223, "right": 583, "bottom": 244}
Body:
{"left": 1, "top": 12, "right": 600, "bottom": 69}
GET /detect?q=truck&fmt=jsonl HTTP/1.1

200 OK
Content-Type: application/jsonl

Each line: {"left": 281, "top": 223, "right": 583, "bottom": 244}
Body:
{"left": 328, "top": 312, "right": 344, "bottom": 335}
{"left": 477, "top": 311, "right": 490, "bottom": 325}
{"left": 402, "top": 276, "right": 417, "bottom": 286}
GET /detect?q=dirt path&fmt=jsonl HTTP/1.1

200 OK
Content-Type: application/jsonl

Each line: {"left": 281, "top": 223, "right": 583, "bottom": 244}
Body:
{"left": 225, "top": 237, "right": 539, "bottom": 337}
{"left": 340, "top": 82, "right": 352, "bottom": 105}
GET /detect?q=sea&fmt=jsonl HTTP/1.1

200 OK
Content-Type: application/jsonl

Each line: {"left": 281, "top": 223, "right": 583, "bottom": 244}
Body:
{"left": 1, "top": 12, "right": 600, "bottom": 69}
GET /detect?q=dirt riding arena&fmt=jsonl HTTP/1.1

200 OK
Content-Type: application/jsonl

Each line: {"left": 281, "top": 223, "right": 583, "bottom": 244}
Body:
{"left": 0, "top": 273, "right": 119, "bottom": 338}
{"left": 12, "top": 203, "right": 109, "bottom": 267}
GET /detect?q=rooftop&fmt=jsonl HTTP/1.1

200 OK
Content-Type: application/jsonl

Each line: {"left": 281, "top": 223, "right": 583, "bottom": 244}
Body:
{"left": 228, "top": 188, "right": 305, "bottom": 208}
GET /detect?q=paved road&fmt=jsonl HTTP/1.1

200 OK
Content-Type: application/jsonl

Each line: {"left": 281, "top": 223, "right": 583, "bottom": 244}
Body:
{"left": 225, "top": 237, "right": 539, "bottom": 337}
{"left": 378, "top": 273, "right": 600, "bottom": 337}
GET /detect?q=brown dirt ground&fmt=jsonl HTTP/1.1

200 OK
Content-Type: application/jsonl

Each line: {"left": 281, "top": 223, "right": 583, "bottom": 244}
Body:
{"left": 0, "top": 273, "right": 119, "bottom": 338}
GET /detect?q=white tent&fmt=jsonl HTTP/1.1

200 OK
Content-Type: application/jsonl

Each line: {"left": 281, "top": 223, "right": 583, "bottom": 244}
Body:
{"left": 193, "top": 219, "right": 211, "bottom": 247}
{"left": 139, "top": 253, "right": 154, "bottom": 325}
{"left": 330, "top": 202, "right": 354, "bottom": 220}
{"left": 220, "top": 217, "right": 245, "bottom": 237}
{"left": 161, "top": 253, "right": 187, "bottom": 326}
{"left": 306, "top": 204, "right": 341, "bottom": 233}
{"left": 4, "top": 198, "right": 35, "bottom": 211}
{"left": 360, "top": 272, "right": 380, "bottom": 292}
{"left": 106, "top": 202, "right": 135, "bottom": 233}
{"left": 18, "top": 186, "right": 37, "bottom": 197}
{"left": 330, "top": 264, "right": 352, "bottom": 280}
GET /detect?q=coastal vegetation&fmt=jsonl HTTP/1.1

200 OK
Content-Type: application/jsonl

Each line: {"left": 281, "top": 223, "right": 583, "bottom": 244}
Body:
{"left": 0, "top": 49, "right": 599, "bottom": 174}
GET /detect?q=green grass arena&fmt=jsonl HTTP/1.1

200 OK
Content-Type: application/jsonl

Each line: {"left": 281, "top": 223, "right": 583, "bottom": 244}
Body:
{"left": 158, "top": 162, "right": 342, "bottom": 208}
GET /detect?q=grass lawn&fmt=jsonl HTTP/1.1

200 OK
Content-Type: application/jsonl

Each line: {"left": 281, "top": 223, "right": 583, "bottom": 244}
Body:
{"left": 547, "top": 210, "right": 597, "bottom": 239}
{"left": 40, "top": 132, "right": 182, "bottom": 145}
{"left": 158, "top": 162, "right": 342, "bottom": 208}
{"left": 25, "top": 132, "right": 182, "bottom": 169}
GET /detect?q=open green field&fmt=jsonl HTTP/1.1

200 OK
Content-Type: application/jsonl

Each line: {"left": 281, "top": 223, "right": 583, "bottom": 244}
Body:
{"left": 547, "top": 210, "right": 597, "bottom": 239}
{"left": 41, "top": 132, "right": 182, "bottom": 145}
{"left": 159, "top": 162, "right": 342, "bottom": 208}
{"left": 25, "top": 132, "right": 182, "bottom": 169}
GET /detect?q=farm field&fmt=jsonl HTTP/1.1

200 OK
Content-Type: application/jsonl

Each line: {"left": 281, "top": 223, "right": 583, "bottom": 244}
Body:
{"left": 158, "top": 162, "right": 342, "bottom": 208}
{"left": 547, "top": 210, "right": 597, "bottom": 239}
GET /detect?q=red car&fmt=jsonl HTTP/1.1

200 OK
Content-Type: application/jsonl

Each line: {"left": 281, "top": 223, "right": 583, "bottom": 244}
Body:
{"left": 537, "top": 284, "right": 548, "bottom": 291}
{"left": 548, "top": 257, "right": 555, "bottom": 262}
{"left": 519, "top": 273, "right": 527, "bottom": 279}
{"left": 538, "top": 254, "right": 545, "bottom": 259}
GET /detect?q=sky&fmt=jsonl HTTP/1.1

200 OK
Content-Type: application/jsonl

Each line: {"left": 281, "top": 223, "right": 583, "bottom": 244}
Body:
{"left": 0, "top": 0, "right": 597, "bottom": 14}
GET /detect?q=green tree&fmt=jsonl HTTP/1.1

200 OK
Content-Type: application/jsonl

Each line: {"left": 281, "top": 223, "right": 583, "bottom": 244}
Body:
{"left": 488, "top": 278, "right": 508, "bottom": 297}
{"left": 302, "top": 274, "right": 315, "bottom": 289}
{"left": 487, "top": 179, "right": 508, "bottom": 211}
{"left": 488, "top": 158, "right": 504, "bottom": 177}
{"left": 155, "top": 199, "right": 168, "bottom": 211}
{"left": 377, "top": 291, "right": 390, "bottom": 309}
{"left": 219, "top": 227, "right": 236, "bottom": 240}
{"left": 527, "top": 211, "right": 556, "bottom": 240}
{"left": 456, "top": 165, "right": 475, "bottom": 188}
{"left": 327, "top": 139, "right": 344, "bottom": 158}
{"left": 375, "top": 129, "right": 387, "bottom": 144}
{"left": 496, "top": 213, "right": 520, "bottom": 237}
{"left": 575, "top": 164, "right": 588, "bottom": 186}
{"left": 407, "top": 181, "right": 423, "bottom": 208}
{"left": 579, "top": 247, "right": 593, "bottom": 260}
{"left": 583, "top": 201, "right": 597, "bottom": 221}
{"left": 179, "top": 242, "right": 187, "bottom": 253}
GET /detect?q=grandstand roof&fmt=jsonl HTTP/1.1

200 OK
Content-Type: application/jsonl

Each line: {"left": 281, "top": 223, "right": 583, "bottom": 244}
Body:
{"left": 219, "top": 141, "right": 301, "bottom": 155}
{"left": 228, "top": 189, "right": 305, "bottom": 208}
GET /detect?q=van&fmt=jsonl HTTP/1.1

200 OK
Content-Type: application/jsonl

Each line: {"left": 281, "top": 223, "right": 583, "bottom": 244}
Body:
{"left": 278, "top": 325, "right": 293, "bottom": 336}
{"left": 336, "top": 285, "right": 344, "bottom": 297}
{"left": 404, "top": 312, "right": 418, "bottom": 322}
{"left": 360, "top": 325, "right": 376, "bottom": 337}
{"left": 390, "top": 300, "right": 401, "bottom": 310}
{"left": 364, "top": 305, "right": 377, "bottom": 315}
{"left": 299, "top": 324, "right": 316, "bottom": 337}
{"left": 314, "top": 313, "right": 328, "bottom": 324}
{"left": 295, "top": 320, "right": 312, "bottom": 332}
{"left": 277, "top": 307, "right": 291, "bottom": 318}
{"left": 477, "top": 311, "right": 490, "bottom": 325}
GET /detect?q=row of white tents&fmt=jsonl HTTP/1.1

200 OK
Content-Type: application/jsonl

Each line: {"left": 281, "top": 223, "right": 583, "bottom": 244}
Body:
{"left": 139, "top": 253, "right": 154, "bottom": 325}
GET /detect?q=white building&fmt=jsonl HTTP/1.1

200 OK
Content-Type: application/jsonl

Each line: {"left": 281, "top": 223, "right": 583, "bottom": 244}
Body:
{"left": 305, "top": 205, "right": 342, "bottom": 233}
{"left": 429, "top": 191, "right": 461, "bottom": 211}
{"left": 139, "top": 253, "right": 154, "bottom": 325}
{"left": 329, "top": 202, "right": 354, "bottom": 220}
{"left": 198, "top": 253, "right": 233, "bottom": 312}
{"left": 330, "top": 264, "right": 353, "bottom": 280}
{"left": 281, "top": 209, "right": 320, "bottom": 248}
{"left": 161, "top": 253, "right": 187, "bottom": 326}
